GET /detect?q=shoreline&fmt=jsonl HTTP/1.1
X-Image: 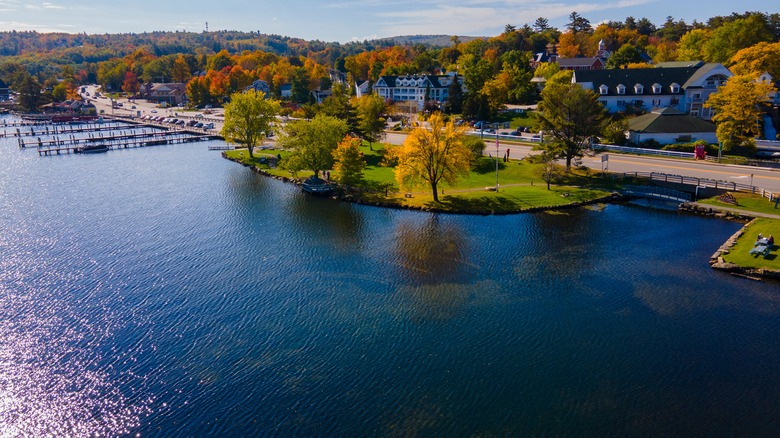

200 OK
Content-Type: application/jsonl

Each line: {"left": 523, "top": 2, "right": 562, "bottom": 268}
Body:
{"left": 222, "top": 152, "right": 625, "bottom": 215}
{"left": 224, "top": 153, "right": 780, "bottom": 281}
{"left": 677, "top": 203, "right": 780, "bottom": 281}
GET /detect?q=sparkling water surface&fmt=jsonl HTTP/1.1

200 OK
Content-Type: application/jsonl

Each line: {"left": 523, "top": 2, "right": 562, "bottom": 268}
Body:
{"left": 2, "top": 116, "right": 780, "bottom": 436}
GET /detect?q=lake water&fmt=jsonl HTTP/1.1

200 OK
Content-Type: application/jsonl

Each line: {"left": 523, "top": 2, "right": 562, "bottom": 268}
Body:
{"left": 2, "top": 117, "right": 780, "bottom": 436}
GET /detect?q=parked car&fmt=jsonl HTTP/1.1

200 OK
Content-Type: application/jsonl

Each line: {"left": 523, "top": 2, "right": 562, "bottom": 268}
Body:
{"left": 195, "top": 122, "right": 204, "bottom": 128}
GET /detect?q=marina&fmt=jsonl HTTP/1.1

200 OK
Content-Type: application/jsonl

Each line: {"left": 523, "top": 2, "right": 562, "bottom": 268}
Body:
{"left": 6, "top": 116, "right": 221, "bottom": 155}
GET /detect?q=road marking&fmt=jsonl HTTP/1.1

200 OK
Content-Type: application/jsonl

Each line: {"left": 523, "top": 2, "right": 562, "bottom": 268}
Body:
{"left": 607, "top": 157, "right": 780, "bottom": 182}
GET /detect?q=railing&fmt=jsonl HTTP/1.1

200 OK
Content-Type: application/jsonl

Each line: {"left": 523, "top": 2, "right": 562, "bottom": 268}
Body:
{"left": 593, "top": 144, "right": 694, "bottom": 159}
{"left": 609, "top": 171, "right": 776, "bottom": 201}
{"left": 621, "top": 184, "right": 692, "bottom": 202}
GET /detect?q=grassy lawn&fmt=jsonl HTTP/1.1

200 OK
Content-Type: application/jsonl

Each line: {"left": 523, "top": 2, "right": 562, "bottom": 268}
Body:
{"left": 698, "top": 191, "right": 780, "bottom": 216}
{"left": 224, "top": 141, "right": 612, "bottom": 213}
{"left": 721, "top": 218, "right": 780, "bottom": 269}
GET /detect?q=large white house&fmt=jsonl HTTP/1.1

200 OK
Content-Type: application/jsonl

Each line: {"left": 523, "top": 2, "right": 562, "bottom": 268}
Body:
{"left": 572, "top": 62, "right": 732, "bottom": 120}
{"left": 357, "top": 73, "right": 463, "bottom": 110}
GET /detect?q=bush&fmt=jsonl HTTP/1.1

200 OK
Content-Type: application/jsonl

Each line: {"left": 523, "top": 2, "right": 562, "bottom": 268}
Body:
{"left": 639, "top": 138, "right": 661, "bottom": 149}
{"left": 662, "top": 140, "right": 718, "bottom": 156}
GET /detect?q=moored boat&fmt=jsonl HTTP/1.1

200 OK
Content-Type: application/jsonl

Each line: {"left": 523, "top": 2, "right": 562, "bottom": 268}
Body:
{"left": 75, "top": 143, "right": 109, "bottom": 153}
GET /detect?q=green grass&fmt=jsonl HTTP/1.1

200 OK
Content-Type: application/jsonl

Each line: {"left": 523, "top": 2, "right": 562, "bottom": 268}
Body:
{"left": 224, "top": 141, "right": 612, "bottom": 213}
{"left": 721, "top": 218, "right": 780, "bottom": 269}
{"left": 698, "top": 192, "right": 780, "bottom": 216}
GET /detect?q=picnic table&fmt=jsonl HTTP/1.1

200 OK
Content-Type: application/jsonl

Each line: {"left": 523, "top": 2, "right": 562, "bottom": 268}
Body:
{"left": 750, "top": 244, "right": 770, "bottom": 257}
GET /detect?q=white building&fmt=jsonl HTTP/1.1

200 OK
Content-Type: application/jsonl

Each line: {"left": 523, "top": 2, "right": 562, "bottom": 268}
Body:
{"left": 573, "top": 62, "right": 733, "bottom": 120}
{"left": 357, "top": 73, "right": 463, "bottom": 110}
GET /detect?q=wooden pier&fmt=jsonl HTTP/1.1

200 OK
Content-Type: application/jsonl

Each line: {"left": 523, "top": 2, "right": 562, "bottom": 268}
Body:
{"left": 2, "top": 121, "right": 132, "bottom": 138}
{"left": 36, "top": 133, "right": 214, "bottom": 156}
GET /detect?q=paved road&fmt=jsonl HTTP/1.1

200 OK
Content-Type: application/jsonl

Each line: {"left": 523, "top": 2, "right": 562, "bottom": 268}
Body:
{"left": 82, "top": 89, "right": 780, "bottom": 193}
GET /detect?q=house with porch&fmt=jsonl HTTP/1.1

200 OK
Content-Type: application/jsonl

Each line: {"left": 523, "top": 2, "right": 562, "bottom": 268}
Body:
{"left": 572, "top": 62, "right": 732, "bottom": 120}
{"left": 358, "top": 73, "right": 462, "bottom": 110}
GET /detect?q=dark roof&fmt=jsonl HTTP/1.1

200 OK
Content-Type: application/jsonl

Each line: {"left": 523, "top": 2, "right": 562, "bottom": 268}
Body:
{"left": 0, "top": 79, "right": 7, "bottom": 88}
{"left": 376, "top": 75, "right": 447, "bottom": 88}
{"left": 574, "top": 67, "right": 698, "bottom": 97}
{"left": 557, "top": 57, "right": 603, "bottom": 68}
{"left": 628, "top": 108, "right": 716, "bottom": 133}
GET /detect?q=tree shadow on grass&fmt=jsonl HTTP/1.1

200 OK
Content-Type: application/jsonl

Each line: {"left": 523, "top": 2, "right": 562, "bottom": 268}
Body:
{"left": 430, "top": 192, "right": 536, "bottom": 213}
{"left": 472, "top": 158, "right": 507, "bottom": 175}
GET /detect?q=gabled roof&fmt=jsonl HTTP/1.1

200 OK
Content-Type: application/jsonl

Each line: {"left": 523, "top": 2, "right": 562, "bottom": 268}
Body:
{"left": 0, "top": 79, "right": 8, "bottom": 89}
{"left": 628, "top": 107, "right": 716, "bottom": 133}
{"left": 374, "top": 75, "right": 448, "bottom": 88}
{"left": 682, "top": 63, "right": 727, "bottom": 89}
{"left": 557, "top": 57, "right": 603, "bottom": 68}
{"left": 655, "top": 61, "right": 705, "bottom": 69}
{"left": 574, "top": 67, "right": 698, "bottom": 96}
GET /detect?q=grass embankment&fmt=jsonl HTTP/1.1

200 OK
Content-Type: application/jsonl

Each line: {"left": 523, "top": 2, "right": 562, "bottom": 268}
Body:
{"left": 225, "top": 142, "right": 612, "bottom": 214}
{"left": 721, "top": 218, "right": 780, "bottom": 269}
{"left": 697, "top": 192, "right": 780, "bottom": 272}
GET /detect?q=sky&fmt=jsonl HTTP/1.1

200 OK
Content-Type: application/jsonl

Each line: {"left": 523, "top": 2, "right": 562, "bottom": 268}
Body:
{"left": 0, "top": 0, "right": 776, "bottom": 43}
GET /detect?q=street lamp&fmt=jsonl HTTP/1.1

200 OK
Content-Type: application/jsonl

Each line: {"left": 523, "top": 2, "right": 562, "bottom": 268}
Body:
{"left": 495, "top": 130, "right": 499, "bottom": 191}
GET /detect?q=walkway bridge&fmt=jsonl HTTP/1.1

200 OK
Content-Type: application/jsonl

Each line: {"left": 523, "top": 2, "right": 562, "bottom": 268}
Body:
{"left": 620, "top": 185, "right": 693, "bottom": 203}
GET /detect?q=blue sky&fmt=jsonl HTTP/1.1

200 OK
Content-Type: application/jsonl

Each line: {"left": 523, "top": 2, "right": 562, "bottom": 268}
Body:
{"left": 0, "top": 0, "right": 776, "bottom": 43}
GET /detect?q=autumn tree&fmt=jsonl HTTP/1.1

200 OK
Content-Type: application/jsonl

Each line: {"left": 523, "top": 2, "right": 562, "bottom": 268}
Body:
{"left": 171, "top": 55, "right": 191, "bottom": 83}
{"left": 729, "top": 42, "right": 780, "bottom": 78}
{"left": 704, "top": 75, "right": 775, "bottom": 150}
{"left": 279, "top": 114, "right": 348, "bottom": 178}
{"left": 536, "top": 71, "right": 607, "bottom": 170}
{"left": 676, "top": 29, "right": 709, "bottom": 61}
{"left": 121, "top": 71, "right": 140, "bottom": 95}
{"left": 606, "top": 44, "right": 643, "bottom": 69}
{"left": 702, "top": 15, "right": 775, "bottom": 64}
{"left": 332, "top": 137, "right": 365, "bottom": 186}
{"left": 390, "top": 113, "right": 471, "bottom": 202}
{"left": 221, "top": 91, "right": 281, "bottom": 158}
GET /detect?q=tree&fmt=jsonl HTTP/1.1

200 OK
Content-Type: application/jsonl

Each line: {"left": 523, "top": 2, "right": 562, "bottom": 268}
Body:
{"left": 390, "top": 113, "right": 471, "bottom": 202}
{"left": 290, "top": 67, "right": 310, "bottom": 104}
{"left": 538, "top": 151, "right": 562, "bottom": 190}
{"left": 279, "top": 114, "right": 348, "bottom": 178}
{"left": 171, "top": 55, "right": 191, "bottom": 83}
{"left": 729, "top": 42, "right": 780, "bottom": 79}
{"left": 121, "top": 71, "right": 140, "bottom": 95}
{"left": 332, "top": 137, "right": 365, "bottom": 186}
{"left": 536, "top": 71, "right": 607, "bottom": 170}
{"left": 704, "top": 75, "right": 775, "bottom": 149}
{"left": 566, "top": 11, "right": 592, "bottom": 34}
{"left": 676, "top": 28, "right": 709, "bottom": 61}
{"left": 354, "top": 93, "right": 387, "bottom": 150}
{"left": 534, "top": 17, "right": 550, "bottom": 32}
{"left": 16, "top": 72, "right": 45, "bottom": 113}
{"left": 221, "top": 90, "right": 281, "bottom": 158}
{"left": 606, "top": 44, "right": 643, "bottom": 69}
{"left": 444, "top": 73, "right": 464, "bottom": 114}
{"left": 703, "top": 15, "right": 774, "bottom": 64}
{"left": 321, "top": 83, "right": 359, "bottom": 134}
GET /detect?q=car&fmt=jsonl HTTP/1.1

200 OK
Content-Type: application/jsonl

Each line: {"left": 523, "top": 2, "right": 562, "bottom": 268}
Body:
{"left": 203, "top": 123, "right": 215, "bottom": 129}
{"left": 195, "top": 113, "right": 204, "bottom": 119}
{"left": 131, "top": 106, "right": 136, "bottom": 109}
{"left": 177, "top": 120, "right": 186, "bottom": 126}
{"left": 151, "top": 110, "right": 157, "bottom": 113}
{"left": 188, "top": 120, "right": 198, "bottom": 127}
{"left": 195, "top": 122, "right": 204, "bottom": 128}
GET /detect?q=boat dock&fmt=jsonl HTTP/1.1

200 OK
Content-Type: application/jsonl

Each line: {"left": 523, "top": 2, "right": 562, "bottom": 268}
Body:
{"left": 5, "top": 115, "right": 221, "bottom": 156}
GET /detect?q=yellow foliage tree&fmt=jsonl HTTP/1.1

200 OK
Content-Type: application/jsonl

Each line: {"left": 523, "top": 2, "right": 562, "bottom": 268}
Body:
{"left": 332, "top": 137, "right": 365, "bottom": 186}
{"left": 391, "top": 113, "right": 471, "bottom": 202}
{"left": 705, "top": 75, "right": 776, "bottom": 148}
{"left": 729, "top": 42, "right": 780, "bottom": 78}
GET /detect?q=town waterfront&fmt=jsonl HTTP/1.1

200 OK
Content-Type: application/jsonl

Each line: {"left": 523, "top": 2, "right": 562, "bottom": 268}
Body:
{"left": 2, "top": 120, "right": 780, "bottom": 436}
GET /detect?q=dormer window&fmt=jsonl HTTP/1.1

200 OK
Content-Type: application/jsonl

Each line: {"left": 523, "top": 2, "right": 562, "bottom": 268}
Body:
{"left": 634, "top": 84, "right": 644, "bottom": 94}
{"left": 652, "top": 83, "right": 662, "bottom": 94}
{"left": 670, "top": 83, "right": 680, "bottom": 93}
{"left": 599, "top": 84, "right": 608, "bottom": 95}
{"left": 616, "top": 84, "right": 626, "bottom": 95}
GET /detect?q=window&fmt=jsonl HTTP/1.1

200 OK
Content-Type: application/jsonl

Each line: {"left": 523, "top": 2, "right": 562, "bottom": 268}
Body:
{"left": 617, "top": 84, "right": 626, "bottom": 95}
{"left": 652, "top": 99, "right": 661, "bottom": 107}
{"left": 692, "top": 93, "right": 701, "bottom": 101}
{"left": 634, "top": 99, "right": 644, "bottom": 107}
{"left": 670, "top": 83, "right": 680, "bottom": 93}
{"left": 598, "top": 100, "right": 607, "bottom": 106}
{"left": 599, "top": 84, "right": 608, "bottom": 95}
{"left": 671, "top": 98, "right": 679, "bottom": 105}
{"left": 617, "top": 100, "right": 625, "bottom": 107}
{"left": 705, "top": 74, "right": 728, "bottom": 88}
{"left": 652, "top": 83, "right": 662, "bottom": 94}
{"left": 634, "top": 84, "right": 644, "bottom": 94}
{"left": 690, "top": 110, "right": 699, "bottom": 117}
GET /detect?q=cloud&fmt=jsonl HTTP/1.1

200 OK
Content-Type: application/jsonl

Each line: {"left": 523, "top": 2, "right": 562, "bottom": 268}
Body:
{"left": 374, "top": 0, "right": 657, "bottom": 36}
{"left": 0, "top": 20, "right": 74, "bottom": 33}
{"left": 42, "top": 2, "right": 66, "bottom": 9}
